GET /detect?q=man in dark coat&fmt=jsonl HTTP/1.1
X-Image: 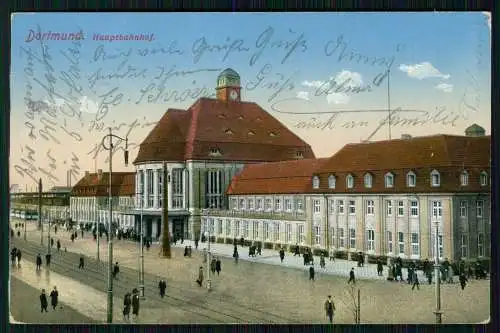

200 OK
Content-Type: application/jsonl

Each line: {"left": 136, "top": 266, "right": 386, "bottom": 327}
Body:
{"left": 411, "top": 271, "right": 420, "bottom": 290}
{"left": 50, "top": 286, "right": 59, "bottom": 310}
{"left": 132, "top": 291, "right": 140, "bottom": 318}
{"left": 123, "top": 293, "right": 131, "bottom": 320}
{"left": 57, "top": 240, "right": 61, "bottom": 252}
{"left": 196, "top": 266, "right": 204, "bottom": 287}
{"left": 324, "top": 295, "right": 336, "bottom": 323}
{"left": 215, "top": 258, "right": 221, "bottom": 276}
{"left": 50, "top": 238, "right": 54, "bottom": 247}
{"left": 16, "top": 249, "right": 22, "bottom": 267}
{"left": 54, "top": 226, "right": 58, "bottom": 234}
{"left": 210, "top": 258, "right": 216, "bottom": 274}
{"left": 70, "top": 233, "right": 74, "bottom": 242}
{"left": 459, "top": 273, "right": 468, "bottom": 290}
{"left": 279, "top": 248, "right": 285, "bottom": 263}
{"left": 294, "top": 244, "right": 300, "bottom": 257}
{"left": 79, "top": 256, "right": 84, "bottom": 269}
{"left": 195, "top": 238, "right": 199, "bottom": 249}
{"left": 45, "top": 253, "right": 51, "bottom": 266}
{"left": 11, "top": 248, "right": 17, "bottom": 265}
{"left": 158, "top": 279, "right": 167, "bottom": 298}
{"left": 348, "top": 268, "right": 356, "bottom": 284}
{"left": 376, "top": 258, "right": 383, "bottom": 276}
{"left": 36, "top": 254, "right": 42, "bottom": 270}
{"left": 309, "top": 266, "right": 315, "bottom": 281}
{"left": 113, "top": 262, "right": 120, "bottom": 279}
{"left": 40, "top": 289, "right": 48, "bottom": 312}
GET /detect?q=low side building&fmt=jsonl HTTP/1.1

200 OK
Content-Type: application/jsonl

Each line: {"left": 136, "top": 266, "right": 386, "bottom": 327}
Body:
{"left": 204, "top": 127, "right": 490, "bottom": 263}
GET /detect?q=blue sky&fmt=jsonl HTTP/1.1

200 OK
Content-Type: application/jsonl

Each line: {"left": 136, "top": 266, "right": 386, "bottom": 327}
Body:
{"left": 10, "top": 12, "right": 491, "bottom": 189}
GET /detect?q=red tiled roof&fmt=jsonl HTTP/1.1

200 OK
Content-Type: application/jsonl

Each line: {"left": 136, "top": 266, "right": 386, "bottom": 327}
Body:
{"left": 226, "top": 158, "right": 328, "bottom": 195}
{"left": 71, "top": 172, "right": 135, "bottom": 197}
{"left": 134, "top": 98, "right": 315, "bottom": 163}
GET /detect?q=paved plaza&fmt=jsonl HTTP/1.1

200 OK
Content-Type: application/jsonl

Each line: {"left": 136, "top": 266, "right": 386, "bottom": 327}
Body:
{"left": 9, "top": 220, "right": 490, "bottom": 324}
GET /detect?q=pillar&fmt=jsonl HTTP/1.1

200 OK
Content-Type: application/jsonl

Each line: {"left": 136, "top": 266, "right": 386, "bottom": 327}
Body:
{"left": 153, "top": 169, "right": 159, "bottom": 209}
{"left": 183, "top": 168, "right": 188, "bottom": 209}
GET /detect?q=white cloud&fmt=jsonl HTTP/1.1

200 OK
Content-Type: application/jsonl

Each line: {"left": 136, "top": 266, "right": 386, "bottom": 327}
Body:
{"left": 326, "top": 93, "right": 350, "bottom": 105}
{"left": 482, "top": 12, "right": 491, "bottom": 31}
{"left": 296, "top": 91, "right": 310, "bottom": 100}
{"left": 435, "top": 83, "right": 453, "bottom": 93}
{"left": 399, "top": 62, "right": 450, "bottom": 80}
{"left": 77, "top": 96, "right": 99, "bottom": 114}
{"left": 301, "top": 80, "right": 323, "bottom": 88}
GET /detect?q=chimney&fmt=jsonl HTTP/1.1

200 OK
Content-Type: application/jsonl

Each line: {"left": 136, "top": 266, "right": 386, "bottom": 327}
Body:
{"left": 401, "top": 134, "right": 412, "bottom": 139}
{"left": 97, "top": 169, "right": 103, "bottom": 181}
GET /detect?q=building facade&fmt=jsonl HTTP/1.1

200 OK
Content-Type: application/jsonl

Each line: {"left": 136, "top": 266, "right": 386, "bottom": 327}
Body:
{"left": 70, "top": 170, "right": 135, "bottom": 230}
{"left": 203, "top": 127, "right": 490, "bottom": 263}
{"left": 10, "top": 187, "right": 72, "bottom": 222}
{"left": 128, "top": 68, "right": 315, "bottom": 241}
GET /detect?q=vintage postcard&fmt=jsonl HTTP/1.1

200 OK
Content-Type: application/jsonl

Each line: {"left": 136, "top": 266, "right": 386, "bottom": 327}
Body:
{"left": 9, "top": 12, "right": 491, "bottom": 324}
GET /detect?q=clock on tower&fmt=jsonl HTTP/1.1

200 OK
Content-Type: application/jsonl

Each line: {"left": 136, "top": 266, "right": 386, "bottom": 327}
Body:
{"left": 216, "top": 68, "right": 241, "bottom": 102}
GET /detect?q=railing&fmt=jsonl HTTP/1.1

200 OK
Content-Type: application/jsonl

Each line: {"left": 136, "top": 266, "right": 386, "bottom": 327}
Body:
{"left": 204, "top": 209, "right": 306, "bottom": 221}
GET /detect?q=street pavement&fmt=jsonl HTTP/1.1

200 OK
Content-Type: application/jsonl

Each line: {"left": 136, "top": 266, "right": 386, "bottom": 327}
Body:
{"left": 10, "top": 220, "right": 491, "bottom": 324}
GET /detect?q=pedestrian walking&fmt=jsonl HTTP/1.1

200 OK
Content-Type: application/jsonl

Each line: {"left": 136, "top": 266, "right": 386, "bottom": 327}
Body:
{"left": 294, "top": 244, "right": 300, "bottom": 256}
{"left": 195, "top": 238, "right": 199, "bottom": 249}
{"left": 17, "top": 230, "right": 21, "bottom": 238}
{"left": 233, "top": 246, "right": 239, "bottom": 263}
{"left": 70, "top": 233, "right": 74, "bottom": 242}
{"left": 447, "top": 266, "right": 454, "bottom": 284}
{"left": 459, "top": 273, "right": 468, "bottom": 290}
{"left": 348, "top": 268, "right": 356, "bottom": 284}
{"left": 79, "top": 256, "right": 84, "bottom": 269}
{"left": 54, "top": 226, "right": 58, "bottom": 234}
{"left": 36, "top": 253, "right": 42, "bottom": 270}
{"left": 324, "top": 295, "right": 336, "bottom": 323}
{"left": 40, "top": 289, "right": 48, "bottom": 312}
{"left": 132, "top": 290, "right": 140, "bottom": 318}
{"left": 113, "top": 262, "right": 120, "bottom": 279}
{"left": 57, "top": 240, "right": 61, "bottom": 252}
{"left": 16, "top": 249, "right": 22, "bottom": 267}
{"left": 11, "top": 248, "right": 17, "bottom": 266}
{"left": 377, "top": 258, "right": 383, "bottom": 276}
{"left": 184, "top": 246, "right": 189, "bottom": 257}
{"left": 123, "top": 293, "right": 131, "bottom": 320}
{"left": 329, "top": 248, "right": 335, "bottom": 261}
{"left": 309, "top": 266, "right": 315, "bottom": 281}
{"left": 158, "top": 279, "right": 167, "bottom": 298}
{"left": 210, "top": 258, "right": 216, "bottom": 274}
{"left": 45, "top": 253, "right": 51, "bottom": 266}
{"left": 320, "top": 254, "right": 326, "bottom": 268}
{"left": 50, "top": 238, "right": 54, "bottom": 247}
{"left": 81, "top": 229, "right": 84, "bottom": 239}
{"left": 50, "top": 286, "right": 59, "bottom": 310}
{"left": 411, "top": 271, "right": 420, "bottom": 290}
{"left": 215, "top": 258, "right": 221, "bottom": 276}
{"left": 196, "top": 266, "right": 204, "bottom": 287}
{"left": 279, "top": 248, "right": 285, "bottom": 263}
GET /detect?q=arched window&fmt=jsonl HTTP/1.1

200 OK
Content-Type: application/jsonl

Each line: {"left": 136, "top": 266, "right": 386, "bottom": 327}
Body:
{"left": 312, "top": 176, "right": 320, "bottom": 189}
{"left": 328, "top": 175, "right": 336, "bottom": 189}
{"left": 364, "top": 173, "right": 373, "bottom": 188}
{"left": 430, "top": 169, "right": 440, "bottom": 187}
{"left": 385, "top": 172, "right": 394, "bottom": 188}
{"left": 346, "top": 174, "right": 354, "bottom": 189}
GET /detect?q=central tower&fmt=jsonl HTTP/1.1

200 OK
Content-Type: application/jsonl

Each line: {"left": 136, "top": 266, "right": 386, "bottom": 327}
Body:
{"left": 216, "top": 68, "right": 241, "bottom": 102}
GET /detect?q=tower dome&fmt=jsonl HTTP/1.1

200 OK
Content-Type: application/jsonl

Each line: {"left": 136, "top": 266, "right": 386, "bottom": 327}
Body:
{"left": 216, "top": 68, "right": 242, "bottom": 102}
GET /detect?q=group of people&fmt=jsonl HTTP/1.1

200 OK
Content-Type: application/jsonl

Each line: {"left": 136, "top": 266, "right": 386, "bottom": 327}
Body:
{"left": 122, "top": 289, "right": 140, "bottom": 321}
{"left": 39, "top": 286, "right": 59, "bottom": 312}
{"left": 10, "top": 247, "right": 22, "bottom": 267}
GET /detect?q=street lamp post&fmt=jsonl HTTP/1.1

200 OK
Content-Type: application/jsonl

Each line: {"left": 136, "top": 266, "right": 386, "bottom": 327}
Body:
{"left": 38, "top": 178, "right": 43, "bottom": 245}
{"left": 203, "top": 209, "right": 212, "bottom": 292}
{"left": 100, "top": 127, "right": 129, "bottom": 324}
{"left": 138, "top": 190, "right": 145, "bottom": 299}
{"left": 96, "top": 198, "right": 100, "bottom": 262}
{"left": 24, "top": 204, "right": 27, "bottom": 241}
{"left": 433, "top": 220, "right": 442, "bottom": 324}
{"left": 47, "top": 208, "right": 51, "bottom": 255}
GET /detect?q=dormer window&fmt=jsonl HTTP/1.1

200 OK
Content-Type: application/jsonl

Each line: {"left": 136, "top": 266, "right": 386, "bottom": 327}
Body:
{"left": 224, "top": 129, "right": 234, "bottom": 135}
{"left": 480, "top": 171, "right": 488, "bottom": 186}
{"left": 269, "top": 131, "right": 278, "bottom": 137}
{"left": 238, "top": 115, "right": 244, "bottom": 120}
{"left": 431, "top": 169, "right": 440, "bottom": 187}
{"left": 328, "top": 175, "right": 336, "bottom": 189}
{"left": 218, "top": 113, "right": 227, "bottom": 119}
{"left": 248, "top": 130, "right": 255, "bottom": 136}
{"left": 385, "top": 172, "right": 394, "bottom": 188}
{"left": 407, "top": 171, "right": 416, "bottom": 187}
{"left": 364, "top": 173, "right": 373, "bottom": 188}
{"left": 346, "top": 174, "right": 354, "bottom": 189}
{"left": 460, "top": 170, "right": 469, "bottom": 186}
{"left": 209, "top": 147, "right": 222, "bottom": 156}
{"left": 312, "top": 176, "right": 320, "bottom": 189}
{"left": 296, "top": 151, "right": 304, "bottom": 159}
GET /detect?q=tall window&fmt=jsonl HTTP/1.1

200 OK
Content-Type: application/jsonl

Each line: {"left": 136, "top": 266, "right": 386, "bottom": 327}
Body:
{"left": 348, "top": 200, "right": 356, "bottom": 215}
{"left": 407, "top": 171, "right": 416, "bottom": 187}
{"left": 248, "top": 199, "right": 254, "bottom": 210}
{"left": 312, "top": 176, "right": 320, "bottom": 189}
{"left": 329, "top": 199, "right": 335, "bottom": 213}
{"left": 366, "top": 200, "right": 374, "bottom": 215}
{"left": 478, "top": 233, "right": 485, "bottom": 257}
{"left": 275, "top": 198, "right": 282, "bottom": 211}
{"left": 431, "top": 169, "right": 440, "bottom": 187}
{"left": 411, "top": 233, "right": 419, "bottom": 256}
{"left": 410, "top": 200, "right": 419, "bottom": 217}
{"left": 367, "top": 230, "right": 375, "bottom": 251}
{"left": 397, "top": 201, "right": 404, "bottom": 217}
{"left": 346, "top": 174, "right": 354, "bottom": 189}
{"left": 157, "top": 171, "right": 163, "bottom": 208}
{"left": 242, "top": 221, "right": 249, "bottom": 237}
{"left": 364, "top": 173, "right": 373, "bottom": 188}
{"left": 225, "top": 220, "right": 231, "bottom": 236}
{"left": 217, "top": 219, "right": 223, "bottom": 235}
{"left": 234, "top": 220, "right": 240, "bottom": 237}
{"left": 338, "top": 228, "right": 345, "bottom": 248}
{"left": 460, "top": 200, "right": 467, "bottom": 217}
{"left": 438, "top": 235, "right": 443, "bottom": 258}
{"left": 387, "top": 231, "right": 393, "bottom": 253}
{"left": 265, "top": 198, "right": 272, "bottom": 211}
{"left": 432, "top": 201, "right": 443, "bottom": 218}
{"left": 314, "top": 225, "right": 321, "bottom": 245}
{"left": 256, "top": 199, "right": 263, "bottom": 210}
{"left": 476, "top": 200, "right": 484, "bottom": 218}
{"left": 205, "top": 170, "right": 223, "bottom": 208}
{"left": 313, "top": 199, "right": 321, "bottom": 213}
{"left": 385, "top": 172, "right": 394, "bottom": 188}
{"left": 461, "top": 234, "right": 468, "bottom": 258}
{"left": 398, "top": 232, "right": 404, "bottom": 255}
{"left": 231, "top": 198, "right": 237, "bottom": 210}
{"left": 253, "top": 221, "right": 259, "bottom": 239}
{"left": 285, "top": 199, "right": 292, "bottom": 211}
{"left": 138, "top": 170, "right": 144, "bottom": 207}
{"left": 330, "top": 228, "right": 335, "bottom": 247}
{"left": 337, "top": 200, "right": 345, "bottom": 214}
{"left": 285, "top": 223, "right": 292, "bottom": 242}
{"left": 328, "top": 175, "right": 336, "bottom": 189}
{"left": 297, "top": 199, "right": 304, "bottom": 211}
{"left": 172, "top": 168, "right": 184, "bottom": 209}
{"left": 274, "top": 223, "right": 280, "bottom": 241}
{"left": 349, "top": 228, "right": 356, "bottom": 249}
{"left": 386, "top": 200, "right": 393, "bottom": 216}
{"left": 239, "top": 199, "right": 245, "bottom": 210}
{"left": 460, "top": 171, "right": 469, "bottom": 186}
{"left": 146, "top": 169, "right": 154, "bottom": 208}
{"left": 263, "top": 222, "right": 270, "bottom": 240}
{"left": 480, "top": 171, "right": 488, "bottom": 186}
{"left": 297, "top": 224, "right": 305, "bottom": 244}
